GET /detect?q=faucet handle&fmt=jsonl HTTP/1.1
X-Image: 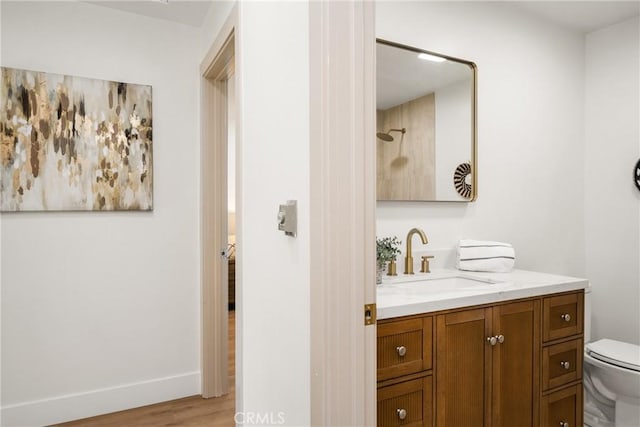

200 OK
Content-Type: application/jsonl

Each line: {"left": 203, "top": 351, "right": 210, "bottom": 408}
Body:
{"left": 420, "top": 255, "right": 434, "bottom": 273}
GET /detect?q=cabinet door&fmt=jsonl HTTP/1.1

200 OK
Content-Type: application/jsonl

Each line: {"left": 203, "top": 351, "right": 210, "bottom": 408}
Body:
{"left": 492, "top": 300, "right": 540, "bottom": 427}
{"left": 436, "top": 308, "right": 492, "bottom": 427}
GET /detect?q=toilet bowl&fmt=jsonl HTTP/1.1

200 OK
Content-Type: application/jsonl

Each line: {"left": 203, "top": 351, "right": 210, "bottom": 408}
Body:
{"left": 584, "top": 289, "right": 640, "bottom": 427}
{"left": 584, "top": 339, "right": 640, "bottom": 426}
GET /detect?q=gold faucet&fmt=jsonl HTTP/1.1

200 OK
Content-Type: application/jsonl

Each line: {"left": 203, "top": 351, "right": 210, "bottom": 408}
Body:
{"left": 404, "top": 228, "right": 428, "bottom": 274}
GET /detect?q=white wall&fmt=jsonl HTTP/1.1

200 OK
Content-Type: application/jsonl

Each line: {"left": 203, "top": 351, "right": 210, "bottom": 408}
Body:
{"left": 435, "top": 78, "right": 472, "bottom": 200}
{"left": 1, "top": 2, "right": 201, "bottom": 425}
{"left": 201, "top": 1, "right": 235, "bottom": 59}
{"left": 235, "top": 2, "right": 311, "bottom": 425}
{"left": 376, "top": 1, "right": 586, "bottom": 277}
{"left": 584, "top": 17, "right": 640, "bottom": 345}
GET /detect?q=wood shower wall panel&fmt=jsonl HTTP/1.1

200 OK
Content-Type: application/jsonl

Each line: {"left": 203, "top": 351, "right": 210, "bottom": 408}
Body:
{"left": 376, "top": 93, "right": 435, "bottom": 200}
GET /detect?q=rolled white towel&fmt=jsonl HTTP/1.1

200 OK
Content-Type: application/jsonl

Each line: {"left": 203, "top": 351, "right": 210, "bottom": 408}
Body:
{"left": 456, "top": 239, "right": 515, "bottom": 273}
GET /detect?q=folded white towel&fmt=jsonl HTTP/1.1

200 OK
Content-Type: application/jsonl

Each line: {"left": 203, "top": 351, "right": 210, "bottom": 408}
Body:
{"left": 456, "top": 239, "right": 515, "bottom": 273}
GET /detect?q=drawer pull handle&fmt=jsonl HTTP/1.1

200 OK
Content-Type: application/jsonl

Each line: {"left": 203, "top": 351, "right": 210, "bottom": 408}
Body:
{"left": 397, "top": 408, "right": 407, "bottom": 420}
{"left": 560, "top": 361, "right": 571, "bottom": 370}
{"left": 396, "top": 346, "right": 407, "bottom": 357}
{"left": 561, "top": 313, "right": 571, "bottom": 322}
{"left": 496, "top": 334, "right": 505, "bottom": 344}
{"left": 559, "top": 422, "right": 569, "bottom": 427}
{"left": 487, "top": 336, "right": 497, "bottom": 346}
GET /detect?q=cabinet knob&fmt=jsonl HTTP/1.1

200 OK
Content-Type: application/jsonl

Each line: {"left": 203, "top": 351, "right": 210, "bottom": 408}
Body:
{"left": 397, "top": 408, "right": 407, "bottom": 420}
{"left": 487, "top": 336, "right": 497, "bottom": 346}
{"left": 396, "top": 346, "right": 407, "bottom": 357}
{"left": 496, "top": 334, "right": 505, "bottom": 344}
{"left": 559, "top": 422, "right": 569, "bottom": 427}
{"left": 560, "top": 361, "right": 571, "bottom": 370}
{"left": 560, "top": 313, "right": 571, "bottom": 322}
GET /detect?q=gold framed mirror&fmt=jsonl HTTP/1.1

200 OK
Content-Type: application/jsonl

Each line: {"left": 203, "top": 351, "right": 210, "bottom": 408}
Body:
{"left": 376, "top": 39, "right": 477, "bottom": 202}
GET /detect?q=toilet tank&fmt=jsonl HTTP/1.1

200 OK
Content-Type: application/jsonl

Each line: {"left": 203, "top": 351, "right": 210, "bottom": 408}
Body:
{"left": 585, "top": 286, "right": 592, "bottom": 343}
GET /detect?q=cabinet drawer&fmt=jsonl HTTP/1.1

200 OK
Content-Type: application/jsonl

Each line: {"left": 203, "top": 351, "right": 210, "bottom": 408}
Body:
{"left": 378, "top": 317, "right": 432, "bottom": 381}
{"left": 541, "top": 384, "right": 583, "bottom": 427}
{"left": 543, "top": 293, "right": 583, "bottom": 342}
{"left": 377, "top": 376, "right": 432, "bottom": 427}
{"left": 543, "top": 339, "right": 583, "bottom": 391}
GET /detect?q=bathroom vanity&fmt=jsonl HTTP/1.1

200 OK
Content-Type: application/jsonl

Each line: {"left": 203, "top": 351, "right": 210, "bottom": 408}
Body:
{"left": 376, "top": 270, "right": 588, "bottom": 427}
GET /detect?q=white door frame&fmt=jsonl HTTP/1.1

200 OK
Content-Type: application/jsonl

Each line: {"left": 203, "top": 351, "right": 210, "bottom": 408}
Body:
{"left": 200, "top": 6, "right": 237, "bottom": 399}
{"left": 309, "top": 2, "right": 377, "bottom": 425}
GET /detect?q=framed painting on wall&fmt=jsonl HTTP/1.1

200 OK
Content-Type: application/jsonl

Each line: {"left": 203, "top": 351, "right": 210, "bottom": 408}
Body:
{"left": 0, "top": 67, "right": 153, "bottom": 211}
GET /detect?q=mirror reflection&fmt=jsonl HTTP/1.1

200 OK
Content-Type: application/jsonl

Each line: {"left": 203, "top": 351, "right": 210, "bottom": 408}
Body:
{"left": 376, "top": 39, "right": 477, "bottom": 202}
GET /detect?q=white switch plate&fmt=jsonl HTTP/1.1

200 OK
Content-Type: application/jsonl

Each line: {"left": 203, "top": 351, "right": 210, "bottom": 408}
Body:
{"left": 277, "top": 200, "right": 297, "bottom": 237}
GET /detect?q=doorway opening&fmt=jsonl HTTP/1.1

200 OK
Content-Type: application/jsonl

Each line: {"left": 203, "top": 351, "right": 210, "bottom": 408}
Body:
{"left": 200, "top": 12, "right": 237, "bottom": 411}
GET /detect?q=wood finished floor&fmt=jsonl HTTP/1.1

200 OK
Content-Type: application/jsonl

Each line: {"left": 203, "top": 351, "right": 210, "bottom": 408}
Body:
{"left": 55, "top": 311, "right": 236, "bottom": 427}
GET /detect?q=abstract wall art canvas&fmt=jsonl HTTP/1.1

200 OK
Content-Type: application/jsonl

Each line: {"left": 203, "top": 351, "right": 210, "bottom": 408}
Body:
{"left": 0, "top": 67, "right": 153, "bottom": 211}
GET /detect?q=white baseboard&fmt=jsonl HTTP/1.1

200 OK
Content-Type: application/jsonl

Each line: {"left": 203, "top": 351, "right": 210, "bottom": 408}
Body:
{"left": 1, "top": 372, "right": 201, "bottom": 427}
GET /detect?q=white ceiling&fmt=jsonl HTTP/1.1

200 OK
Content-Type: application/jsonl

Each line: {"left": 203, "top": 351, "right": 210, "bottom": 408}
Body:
{"left": 87, "top": 1, "right": 639, "bottom": 34}
{"left": 511, "top": 1, "right": 640, "bottom": 33}
{"left": 88, "top": 1, "right": 213, "bottom": 28}
{"left": 377, "top": 43, "right": 472, "bottom": 110}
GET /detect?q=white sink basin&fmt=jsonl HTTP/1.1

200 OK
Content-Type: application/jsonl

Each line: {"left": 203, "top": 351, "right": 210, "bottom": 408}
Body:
{"left": 378, "top": 273, "right": 508, "bottom": 296}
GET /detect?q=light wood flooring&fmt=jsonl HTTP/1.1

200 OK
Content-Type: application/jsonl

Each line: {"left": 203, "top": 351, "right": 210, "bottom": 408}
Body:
{"left": 55, "top": 311, "right": 236, "bottom": 427}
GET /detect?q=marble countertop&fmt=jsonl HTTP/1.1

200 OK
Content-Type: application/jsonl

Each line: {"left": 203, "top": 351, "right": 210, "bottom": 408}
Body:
{"left": 377, "top": 268, "right": 589, "bottom": 320}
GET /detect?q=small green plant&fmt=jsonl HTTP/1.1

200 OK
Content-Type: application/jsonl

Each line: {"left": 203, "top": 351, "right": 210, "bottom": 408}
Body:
{"left": 376, "top": 236, "right": 402, "bottom": 266}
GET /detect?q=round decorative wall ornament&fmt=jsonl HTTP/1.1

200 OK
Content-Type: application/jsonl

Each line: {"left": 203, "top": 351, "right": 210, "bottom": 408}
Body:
{"left": 635, "top": 159, "right": 640, "bottom": 193}
{"left": 454, "top": 162, "right": 472, "bottom": 199}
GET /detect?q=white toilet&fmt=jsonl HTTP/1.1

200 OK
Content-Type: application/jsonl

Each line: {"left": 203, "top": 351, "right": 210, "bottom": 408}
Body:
{"left": 584, "top": 289, "right": 640, "bottom": 427}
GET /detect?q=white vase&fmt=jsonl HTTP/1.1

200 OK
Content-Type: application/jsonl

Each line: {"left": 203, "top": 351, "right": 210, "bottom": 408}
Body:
{"left": 376, "top": 263, "right": 385, "bottom": 284}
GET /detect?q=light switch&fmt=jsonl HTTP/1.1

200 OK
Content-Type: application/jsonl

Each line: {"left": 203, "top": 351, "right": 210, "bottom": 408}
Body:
{"left": 277, "top": 200, "right": 297, "bottom": 237}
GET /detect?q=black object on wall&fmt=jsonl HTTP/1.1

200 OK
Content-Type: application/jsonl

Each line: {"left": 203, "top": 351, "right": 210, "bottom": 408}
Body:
{"left": 454, "top": 162, "right": 472, "bottom": 199}
{"left": 635, "top": 159, "right": 640, "bottom": 193}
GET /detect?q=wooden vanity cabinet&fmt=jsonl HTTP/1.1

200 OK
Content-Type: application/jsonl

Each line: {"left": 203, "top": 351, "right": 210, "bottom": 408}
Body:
{"left": 435, "top": 308, "right": 491, "bottom": 426}
{"left": 541, "top": 383, "right": 583, "bottom": 427}
{"left": 378, "top": 376, "right": 433, "bottom": 427}
{"left": 377, "top": 316, "right": 433, "bottom": 427}
{"left": 492, "top": 301, "right": 541, "bottom": 427}
{"left": 378, "top": 317, "right": 432, "bottom": 382}
{"left": 542, "top": 338, "right": 583, "bottom": 391}
{"left": 377, "top": 290, "right": 584, "bottom": 427}
{"left": 542, "top": 292, "right": 583, "bottom": 342}
{"left": 435, "top": 300, "right": 539, "bottom": 427}
{"left": 541, "top": 292, "right": 584, "bottom": 427}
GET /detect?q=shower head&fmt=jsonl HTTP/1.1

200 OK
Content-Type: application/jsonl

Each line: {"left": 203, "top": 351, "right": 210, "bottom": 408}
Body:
{"left": 376, "top": 132, "right": 394, "bottom": 142}
{"left": 377, "top": 128, "right": 406, "bottom": 142}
